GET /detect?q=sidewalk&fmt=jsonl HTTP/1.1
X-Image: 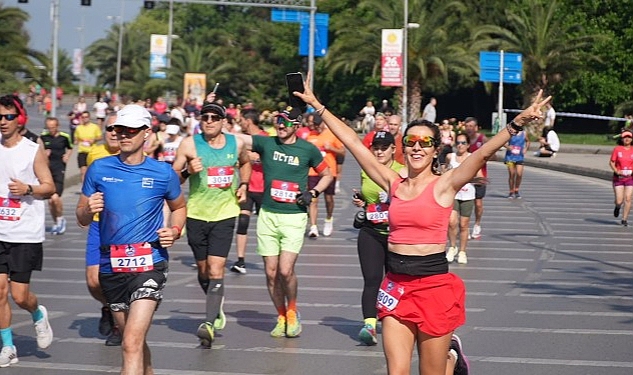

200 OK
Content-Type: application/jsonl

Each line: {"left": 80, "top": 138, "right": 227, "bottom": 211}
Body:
{"left": 498, "top": 143, "right": 613, "bottom": 181}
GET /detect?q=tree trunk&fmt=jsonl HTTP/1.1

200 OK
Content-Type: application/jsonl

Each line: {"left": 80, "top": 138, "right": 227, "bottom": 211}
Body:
{"left": 408, "top": 79, "right": 422, "bottom": 122}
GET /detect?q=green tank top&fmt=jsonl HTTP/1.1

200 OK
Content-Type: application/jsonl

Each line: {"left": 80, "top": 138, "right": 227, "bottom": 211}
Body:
{"left": 187, "top": 133, "right": 240, "bottom": 221}
{"left": 360, "top": 161, "right": 404, "bottom": 234}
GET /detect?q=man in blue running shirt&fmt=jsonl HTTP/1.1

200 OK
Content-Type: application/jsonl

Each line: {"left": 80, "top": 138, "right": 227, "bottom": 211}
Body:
{"left": 76, "top": 104, "right": 186, "bottom": 374}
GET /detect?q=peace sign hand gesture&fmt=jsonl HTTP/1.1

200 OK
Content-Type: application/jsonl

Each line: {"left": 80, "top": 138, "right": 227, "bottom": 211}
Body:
{"left": 513, "top": 90, "right": 552, "bottom": 127}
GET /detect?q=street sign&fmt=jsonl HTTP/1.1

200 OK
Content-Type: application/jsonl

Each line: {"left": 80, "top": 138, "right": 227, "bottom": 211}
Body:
{"left": 480, "top": 51, "right": 522, "bottom": 71}
{"left": 272, "top": 9, "right": 329, "bottom": 57}
{"left": 271, "top": 9, "right": 301, "bottom": 23}
{"left": 299, "top": 13, "right": 329, "bottom": 57}
{"left": 479, "top": 51, "right": 523, "bottom": 84}
{"left": 479, "top": 70, "right": 522, "bottom": 84}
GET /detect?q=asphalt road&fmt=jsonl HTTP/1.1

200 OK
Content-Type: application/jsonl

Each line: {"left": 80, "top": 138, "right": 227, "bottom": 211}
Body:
{"left": 6, "top": 103, "right": 632, "bottom": 374}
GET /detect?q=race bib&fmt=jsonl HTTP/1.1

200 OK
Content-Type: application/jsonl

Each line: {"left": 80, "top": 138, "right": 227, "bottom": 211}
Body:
{"left": 510, "top": 145, "right": 522, "bottom": 155}
{"left": 270, "top": 179, "right": 299, "bottom": 203}
{"left": 162, "top": 149, "right": 176, "bottom": 163}
{"left": 377, "top": 279, "right": 404, "bottom": 311}
{"left": 81, "top": 141, "right": 91, "bottom": 147}
{"left": 0, "top": 197, "right": 22, "bottom": 221}
{"left": 207, "top": 166, "right": 234, "bottom": 188}
{"left": 366, "top": 203, "right": 389, "bottom": 224}
{"left": 110, "top": 242, "right": 154, "bottom": 273}
{"left": 622, "top": 169, "right": 632, "bottom": 176}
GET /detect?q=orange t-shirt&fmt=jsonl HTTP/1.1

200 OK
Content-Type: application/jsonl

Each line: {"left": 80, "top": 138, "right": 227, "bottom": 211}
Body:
{"left": 307, "top": 128, "right": 343, "bottom": 177}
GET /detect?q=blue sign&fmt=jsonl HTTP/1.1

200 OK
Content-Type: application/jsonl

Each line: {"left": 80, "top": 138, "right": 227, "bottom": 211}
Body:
{"left": 479, "top": 51, "right": 523, "bottom": 84}
{"left": 299, "top": 14, "right": 329, "bottom": 57}
{"left": 271, "top": 9, "right": 329, "bottom": 57}
{"left": 479, "top": 70, "right": 522, "bottom": 84}
{"left": 271, "top": 9, "right": 301, "bottom": 23}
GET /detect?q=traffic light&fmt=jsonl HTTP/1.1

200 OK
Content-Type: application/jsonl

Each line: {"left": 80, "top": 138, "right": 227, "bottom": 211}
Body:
{"left": 144, "top": 1, "right": 155, "bottom": 9}
{"left": 81, "top": 0, "right": 91, "bottom": 5}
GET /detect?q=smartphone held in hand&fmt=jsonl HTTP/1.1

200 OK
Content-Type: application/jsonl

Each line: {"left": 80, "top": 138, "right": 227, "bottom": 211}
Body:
{"left": 286, "top": 72, "right": 307, "bottom": 115}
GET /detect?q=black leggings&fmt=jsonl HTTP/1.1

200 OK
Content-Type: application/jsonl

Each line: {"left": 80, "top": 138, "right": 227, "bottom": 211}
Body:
{"left": 357, "top": 226, "right": 388, "bottom": 319}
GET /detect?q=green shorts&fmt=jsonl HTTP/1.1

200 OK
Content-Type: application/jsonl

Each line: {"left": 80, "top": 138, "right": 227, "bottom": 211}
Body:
{"left": 256, "top": 208, "right": 308, "bottom": 256}
{"left": 453, "top": 199, "right": 474, "bottom": 218}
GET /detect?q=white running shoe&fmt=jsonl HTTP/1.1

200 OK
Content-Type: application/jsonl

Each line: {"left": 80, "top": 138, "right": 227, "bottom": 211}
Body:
{"left": 0, "top": 346, "right": 18, "bottom": 367}
{"left": 308, "top": 225, "right": 319, "bottom": 238}
{"left": 457, "top": 251, "right": 468, "bottom": 264}
{"left": 446, "top": 246, "right": 458, "bottom": 263}
{"left": 323, "top": 218, "right": 333, "bottom": 236}
{"left": 34, "top": 305, "right": 53, "bottom": 349}
{"left": 471, "top": 224, "right": 481, "bottom": 239}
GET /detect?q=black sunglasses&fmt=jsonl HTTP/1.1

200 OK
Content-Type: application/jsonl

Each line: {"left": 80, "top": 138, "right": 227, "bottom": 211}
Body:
{"left": 201, "top": 113, "right": 222, "bottom": 123}
{"left": 0, "top": 114, "right": 18, "bottom": 121}
{"left": 106, "top": 125, "right": 147, "bottom": 135}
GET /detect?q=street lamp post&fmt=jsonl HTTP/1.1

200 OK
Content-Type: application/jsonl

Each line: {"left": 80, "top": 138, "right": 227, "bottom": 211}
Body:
{"left": 402, "top": 0, "right": 408, "bottom": 127}
{"left": 51, "top": 0, "right": 60, "bottom": 117}
{"left": 401, "top": 0, "right": 419, "bottom": 128}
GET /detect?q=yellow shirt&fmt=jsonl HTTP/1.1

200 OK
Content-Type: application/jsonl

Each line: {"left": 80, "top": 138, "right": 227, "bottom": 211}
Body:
{"left": 74, "top": 123, "right": 102, "bottom": 153}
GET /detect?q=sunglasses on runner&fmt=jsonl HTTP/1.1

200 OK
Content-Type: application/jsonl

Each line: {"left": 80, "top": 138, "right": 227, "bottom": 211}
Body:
{"left": 200, "top": 113, "right": 222, "bottom": 123}
{"left": 106, "top": 125, "right": 147, "bottom": 135}
{"left": 276, "top": 116, "right": 297, "bottom": 128}
{"left": 402, "top": 134, "right": 435, "bottom": 148}
{"left": 455, "top": 141, "right": 468, "bottom": 145}
{"left": 0, "top": 114, "right": 18, "bottom": 121}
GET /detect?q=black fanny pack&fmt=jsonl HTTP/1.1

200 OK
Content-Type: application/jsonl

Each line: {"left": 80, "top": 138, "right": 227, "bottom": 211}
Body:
{"left": 387, "top": 251, "right": 448, "bottom": 276}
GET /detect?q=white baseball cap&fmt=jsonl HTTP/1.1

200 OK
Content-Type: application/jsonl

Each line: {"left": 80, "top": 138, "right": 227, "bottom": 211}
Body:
{"left": 166, "top": 124, "right": 180, "bottom": 135}
{"left": 114, "top": 105, "right": 152, "bottom": 128}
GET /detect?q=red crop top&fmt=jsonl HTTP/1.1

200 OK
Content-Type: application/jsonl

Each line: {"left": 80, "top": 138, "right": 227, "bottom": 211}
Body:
{"left": 388, "top": 178, "right": 452, "bottom": 244}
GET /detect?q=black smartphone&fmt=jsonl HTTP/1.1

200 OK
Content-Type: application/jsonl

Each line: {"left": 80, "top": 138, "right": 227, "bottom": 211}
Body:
{"left": 286, "top": 72, "right": 307, "bottom": 115}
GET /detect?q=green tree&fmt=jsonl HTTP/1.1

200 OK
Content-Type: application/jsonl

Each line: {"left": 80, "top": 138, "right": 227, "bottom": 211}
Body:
{"left": 325, "top": 0, "right": 480, "bottom": 121}
{"left": 0, "top": 5, "right": 49, "bottom": 92}
{"left": 472, "top": 0, "right": 605, "bottom": 100}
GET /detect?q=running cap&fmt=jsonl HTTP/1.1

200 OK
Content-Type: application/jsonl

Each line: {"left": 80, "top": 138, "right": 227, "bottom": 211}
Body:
{"left": 275, "top": 108, "right": 302, "bottom": 125}
{"left": 201, "top": 102, "right": 226, "bottom": 118}
{"left": 113, "top": 105, "right": 151, "bottom": 128}
{"left": 622, "top": 130, "right": 633, "bottom": 138}
{"left": 166, "top": 124, "right": 180, "bottom": 135}
{"left": 372, "top": 131, "right": 395, "bottom": 146}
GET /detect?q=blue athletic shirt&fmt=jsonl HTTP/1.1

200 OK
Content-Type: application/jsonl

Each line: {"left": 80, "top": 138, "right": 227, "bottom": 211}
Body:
{"left": 82, "top": 155, "right": 182, "bottom": 273}
{"left": 505, "top": 131, "right": 527, "bottom": 163}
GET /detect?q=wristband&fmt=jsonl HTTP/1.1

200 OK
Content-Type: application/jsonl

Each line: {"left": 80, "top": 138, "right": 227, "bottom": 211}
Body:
{"left": 310, "top": 189, "right": 320, "bottom": 198}
{"left": 25, "top": 185, "right": 33, "bottom": 196}
{"left": 506, "top": 121, "right": 522, "bottom": 136}
{"left": 315, "top": 106, "right": 326, "bottom": 115}
{"left": 171, "top": 225, "right": 182, "bottom": 239}
{"left": 181, "top": 168, "right": 190, "bottom": 179}
{"left": 239, "top": 182, "right": 249, "bottom": 190}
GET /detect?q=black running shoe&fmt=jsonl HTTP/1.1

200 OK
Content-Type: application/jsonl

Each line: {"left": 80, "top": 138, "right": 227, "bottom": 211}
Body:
{"left": 99, "top": 306, "right": 113, "bottom": 336}
{"left": 105, "top": 326, "right": 122, "bottom": 346}
{"left": 614, "top": 205, "right": 621, "bottom": 218}
{"left": 622, "top": 220, "right": 628, "bottom": 227}
{"left": 230, "top": 262, "right": 246, "bottom": 274}
{"left": 450, "top": 334, "right": 470, "bottom": 375}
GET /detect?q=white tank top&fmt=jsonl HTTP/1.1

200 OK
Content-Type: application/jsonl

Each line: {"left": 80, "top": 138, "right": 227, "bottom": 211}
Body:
{"left": 448, "top": 152, "right": 476, "bottom": 201}
{"left": 162, "top": 136, "right": 183, "bottom": 163}
{"left": 0, "top": 137, "right": 45, "bottom": 243}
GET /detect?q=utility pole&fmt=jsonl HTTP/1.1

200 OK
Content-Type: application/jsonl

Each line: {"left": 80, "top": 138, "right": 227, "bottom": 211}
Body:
{"left": 51, "top": 0, "right": 60, "bottom": 117}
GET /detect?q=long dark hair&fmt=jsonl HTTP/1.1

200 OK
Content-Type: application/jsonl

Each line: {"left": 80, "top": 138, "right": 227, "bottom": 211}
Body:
{"left": 403, "top": 119, "right": 443, "bottom": 175}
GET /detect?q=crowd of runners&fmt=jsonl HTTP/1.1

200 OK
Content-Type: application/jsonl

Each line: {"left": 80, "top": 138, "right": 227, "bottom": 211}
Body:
{"left": 0, "top": 77, "right": 557, "bottom": 375}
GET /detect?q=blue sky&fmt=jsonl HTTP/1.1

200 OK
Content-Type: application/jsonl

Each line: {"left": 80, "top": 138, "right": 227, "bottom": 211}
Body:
{"left": 18, "top": 0, "right": 141, "bottom": 56}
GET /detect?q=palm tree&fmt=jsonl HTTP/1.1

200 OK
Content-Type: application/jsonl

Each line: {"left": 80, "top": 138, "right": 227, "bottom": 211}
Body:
{"left": 325, "top": 0, "right": 480, "bottom": 121}
{"left": 472, "top": 0, "right": 604, "bottom": 99}
{"left": 0, "top": 5, "right": 49, "bottom": 90}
